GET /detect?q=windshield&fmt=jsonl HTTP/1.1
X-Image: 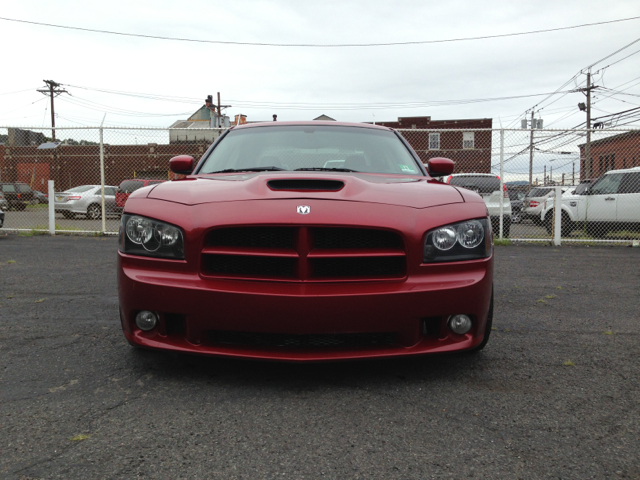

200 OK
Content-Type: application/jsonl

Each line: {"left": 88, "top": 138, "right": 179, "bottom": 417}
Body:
{"left": 198, "top": 125, "right": 422, "bottom": 175}
{"left": 528, "top": 187, "right": 553, "bottom": 197}
{"left": 118, "top": 180, "right": 145, "bottom": 193}
{"left": 574, "top": 182, "right": 592, "bottom": 195}
{"left": 15, "top": 184, "right": 32, "bottom": 192}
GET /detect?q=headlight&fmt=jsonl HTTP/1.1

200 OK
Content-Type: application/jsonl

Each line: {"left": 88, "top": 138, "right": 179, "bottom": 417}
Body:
{"left": 119, "top": 214, "right": 184, "bottom": 259}
{"left": 424, "top": 218, "right": 492, "bottom": 263}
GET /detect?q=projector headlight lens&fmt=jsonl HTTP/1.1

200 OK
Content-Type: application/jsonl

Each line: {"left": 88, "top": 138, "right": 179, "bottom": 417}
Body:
{"left": 432, "top": 226, "right": 457, "bottom": 251}
{"left": 456, "top": 220, "right": 484, "bottom": 249}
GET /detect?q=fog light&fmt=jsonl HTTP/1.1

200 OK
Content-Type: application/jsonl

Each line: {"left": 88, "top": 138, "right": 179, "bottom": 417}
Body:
{"left": 448, "top": 314, "right": 472, "bottom": 334}
{"left": 135, "top": 311, "right": 158, "bottom": 331}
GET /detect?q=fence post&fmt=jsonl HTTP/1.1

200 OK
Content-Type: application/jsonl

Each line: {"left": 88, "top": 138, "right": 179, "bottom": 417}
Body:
{"left": 100, "top": 122, "right": 106, "bottom": 234}
{"left": 553, "top": 185, "right": 562, "bottom": 246}
{"left": 499, "top": 129, "right": 504, "bottom": 240}
{"left": 48, "top": 180, "right": 55, "bottom": 236}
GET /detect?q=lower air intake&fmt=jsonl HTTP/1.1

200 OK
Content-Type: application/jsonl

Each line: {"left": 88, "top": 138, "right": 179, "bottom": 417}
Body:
{"left": 208, "top": 331, "right": 398, "bottom": 349}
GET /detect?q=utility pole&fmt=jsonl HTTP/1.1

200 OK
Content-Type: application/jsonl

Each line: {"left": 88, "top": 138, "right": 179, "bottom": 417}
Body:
{"left": 577, "top": 71, "right": 598, "bottom": 180}
{"left": 585, "top": 71, "right": 592, "bottom": 179}
{"left": 37, "top": 80, "right": 68, "bottom": 141}
{"left": 529, "top": 110, "right": 534, "bottom": 186}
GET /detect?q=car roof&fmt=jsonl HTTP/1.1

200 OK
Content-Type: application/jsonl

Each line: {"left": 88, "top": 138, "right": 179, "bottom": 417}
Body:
{"left": 448, "top": 173, "right": 498, "bottom": 177}
{"left": 603, "top": 166, "right": 640, "bottom": 175}
{"left": 231, "top": 121, "right": 393, "bottom": 132}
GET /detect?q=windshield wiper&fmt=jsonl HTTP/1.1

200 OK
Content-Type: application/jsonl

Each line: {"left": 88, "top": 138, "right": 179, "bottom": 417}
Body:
{"left": 208, "top": 166, "right": 285, "bottom": 174}
{"left": 294, "top": 167, "right": 358, "bottom": 172}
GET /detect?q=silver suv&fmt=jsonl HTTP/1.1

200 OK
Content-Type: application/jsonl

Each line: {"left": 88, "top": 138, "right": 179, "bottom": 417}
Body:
{"left": 446, "top": 173, "right": 512, "bottom": 237}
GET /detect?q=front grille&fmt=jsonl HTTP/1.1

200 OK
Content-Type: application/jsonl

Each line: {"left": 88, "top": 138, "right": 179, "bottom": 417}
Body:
{"left": 267, "top": 179, "right": 344, "bottom": 191}
{"left": 208, "top": 331, "right": 398, "bottom": 349}
{"left": 311, "top": 257, "right": 405, "bottom": 278}
{"left": 313, "top": 227, "right": 402, "bottom": 249}
{"left": 201, "top": 226, "right": 406, "bottom": 281}
{"left": 202, "top": 254, "right": 296, "bottom": 278}
{"left": 207, "top": 227, "right": 295, "bottom": 249}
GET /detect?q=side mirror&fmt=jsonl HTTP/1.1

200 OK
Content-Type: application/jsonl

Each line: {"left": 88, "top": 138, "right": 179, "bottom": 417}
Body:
{"left": 427, "top": 157, "right": 454, "bottom": 177}
{"left": 169, "top": 155, "right": 195, "bottom": 175}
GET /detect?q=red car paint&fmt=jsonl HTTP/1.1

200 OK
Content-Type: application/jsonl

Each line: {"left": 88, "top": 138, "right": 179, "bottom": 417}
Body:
{"left": 115, "top": 178, "right": 166, "bottom": 212}
{"left": 118, "top": 122, "right": 494, "bottom": 361}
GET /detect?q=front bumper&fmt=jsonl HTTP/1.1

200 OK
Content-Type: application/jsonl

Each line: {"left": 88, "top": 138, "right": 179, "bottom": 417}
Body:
{"left": 118, "top": 197, "right": 493, "bottom": 361}
{"left": 119, "top": 253, "right": 493, "bottom": 361}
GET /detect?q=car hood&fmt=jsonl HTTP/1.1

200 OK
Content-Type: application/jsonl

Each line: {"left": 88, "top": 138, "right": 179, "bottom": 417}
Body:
{"left": 144, "top": 172, "right": 467, "bottom": 209}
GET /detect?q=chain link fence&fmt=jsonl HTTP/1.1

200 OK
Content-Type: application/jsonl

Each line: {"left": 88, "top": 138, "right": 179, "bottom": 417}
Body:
{"left": 1, "top": 125, "right": 639, "bottom": 245}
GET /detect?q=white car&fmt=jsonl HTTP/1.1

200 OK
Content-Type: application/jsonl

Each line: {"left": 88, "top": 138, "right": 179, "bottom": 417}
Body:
{"left": 540, "top": 167, "right": 640, "bottom": 237}
{"left": 54, "top": 185, "right": 118, "bottom": 220}
{"left": 445, "top": 173, "right": 512, "bottom": 237}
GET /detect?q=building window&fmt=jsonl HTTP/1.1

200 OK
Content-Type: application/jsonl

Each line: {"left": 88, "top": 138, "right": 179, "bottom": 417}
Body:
{"left": 463, "top": 132, "right": 475, "bottom": 149}
{"left": 429, "top": 133, "right": 440, "bottom": 150}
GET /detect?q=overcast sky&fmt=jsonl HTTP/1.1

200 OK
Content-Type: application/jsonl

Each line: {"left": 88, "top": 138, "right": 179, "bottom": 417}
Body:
{"left": 1, "top": 0, "right": 639, "bottom": 130}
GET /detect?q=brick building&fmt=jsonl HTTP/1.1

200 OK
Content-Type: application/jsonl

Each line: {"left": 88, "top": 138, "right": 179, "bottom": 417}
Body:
{"left": 375, "top": 116, "right": 493, "bottom": 173}
{"left": 0, "top": 143, "right": 209, "bottom": 192}
{"left": 579, "top": 130, "right": 640, "bottom": 179}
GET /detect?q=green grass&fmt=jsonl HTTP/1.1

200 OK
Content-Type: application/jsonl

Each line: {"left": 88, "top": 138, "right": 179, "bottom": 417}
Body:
{"left": 26, "top": 203, "right": 48, "bottom": 209}
{"left": 18, "top": 224, "right": 87, "bottom": 236}
{"left": 493, "top": 238, "right": 512, "bottom": 246}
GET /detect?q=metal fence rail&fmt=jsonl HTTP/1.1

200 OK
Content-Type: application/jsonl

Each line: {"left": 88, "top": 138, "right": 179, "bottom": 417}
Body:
{"left": 1, "top": 125, "right": 639, "bottom": 245}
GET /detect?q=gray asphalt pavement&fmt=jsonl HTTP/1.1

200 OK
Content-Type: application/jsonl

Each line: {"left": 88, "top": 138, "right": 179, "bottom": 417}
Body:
{"left": 1, "top": 234, "right": 639, "bottom": 479}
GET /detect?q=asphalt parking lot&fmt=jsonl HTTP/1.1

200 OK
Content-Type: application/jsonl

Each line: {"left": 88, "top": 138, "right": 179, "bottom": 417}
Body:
{"left": 1, "top": 234, "right": 639, "bottom": 479}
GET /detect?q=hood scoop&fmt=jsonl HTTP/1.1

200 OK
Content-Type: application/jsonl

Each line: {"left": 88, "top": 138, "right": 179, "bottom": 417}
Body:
{"left": 267, "top": 179, "right": 345, "bottom": 192}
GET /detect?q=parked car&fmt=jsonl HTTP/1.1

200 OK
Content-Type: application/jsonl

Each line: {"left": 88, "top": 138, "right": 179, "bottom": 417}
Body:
{"left": 522, "top": 186, "right": 571, "bottom": 224}
{"left": 0, "top": 182, "right": 35, "bottom": 210}
{"left": 115, "top": 179, "right": 166, "bottom": 214}
{"left": 118, "top": 122, "right": 494, "bottom": 360}
{"left": 540, "top": 167, "right": 640, "bottom": 237}
{"left": 572, "top": 178, "right": 598, "bottom": 196}
{"left": 54, "top": 185, "right": 118, "bottom": 219}
{"left": 0, "top": 191, "right": 9, "bottom": 211}
{"left": 444, "top": 173, "right": 512, "bottom": 237}
{"left": 0, "top": 205, "right": 4, "bottom": 228}
{"left": 508, "top": 190, "right": 526, "bottom": 223}
{"left": 32, "top": 190, "right": 48, "bottom": 204}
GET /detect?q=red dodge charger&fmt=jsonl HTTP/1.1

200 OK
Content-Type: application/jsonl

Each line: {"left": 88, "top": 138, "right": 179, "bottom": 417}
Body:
{"left": 118, "top": 122, "right": 494, "bottom": 361}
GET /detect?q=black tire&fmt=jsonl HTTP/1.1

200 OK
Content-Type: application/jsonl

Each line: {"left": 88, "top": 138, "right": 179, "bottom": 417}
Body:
{"left": 586, "top": 223, "right": 609, "bottom": 239}
{"left": 544, "top": 211, "right": 573, "bottom": 235}
{"left": 87, "top": 203, "right": 101, "bottom": 220}
{"left": 468, "top": 288, "right": 493, "bottom": 353}
{"left": 491, "top": 218, "right": 510, "bottom": 238}
{"left": 544, "top": 213, "right": 553, "bottom": 234}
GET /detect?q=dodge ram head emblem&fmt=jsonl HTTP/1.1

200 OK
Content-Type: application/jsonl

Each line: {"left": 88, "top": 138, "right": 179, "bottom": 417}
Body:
{"left": 297, "top": 205, "right": 310, "bottom": 215}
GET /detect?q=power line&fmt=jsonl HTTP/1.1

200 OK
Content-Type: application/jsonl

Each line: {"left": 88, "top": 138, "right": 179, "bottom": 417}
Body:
{"left": 1, "top": 15, "right": 639, "bottom": 48}
{"left": 69, "top": 82, "right": 579, "bottom": 110}
{"left": 0, "top": 87, "right": 40, "bottom": 96}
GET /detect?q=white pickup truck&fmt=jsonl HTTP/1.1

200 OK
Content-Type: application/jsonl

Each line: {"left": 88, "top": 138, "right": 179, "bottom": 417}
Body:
{"left": 539, "top": 167, "right": 640, "bottom": 237}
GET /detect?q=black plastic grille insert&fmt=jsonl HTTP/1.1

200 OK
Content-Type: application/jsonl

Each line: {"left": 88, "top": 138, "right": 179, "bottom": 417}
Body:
{"left": 208, "top": 331, "right": 398, "bottom": 349}
{"left": 313, "top": 228, "right": 402, "bottom": 249}
{"left": 267, "top": 179, "right": 344, "bottom": 191}
{"left": 207, "top": 227, "right": 295, "bottom": 249}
